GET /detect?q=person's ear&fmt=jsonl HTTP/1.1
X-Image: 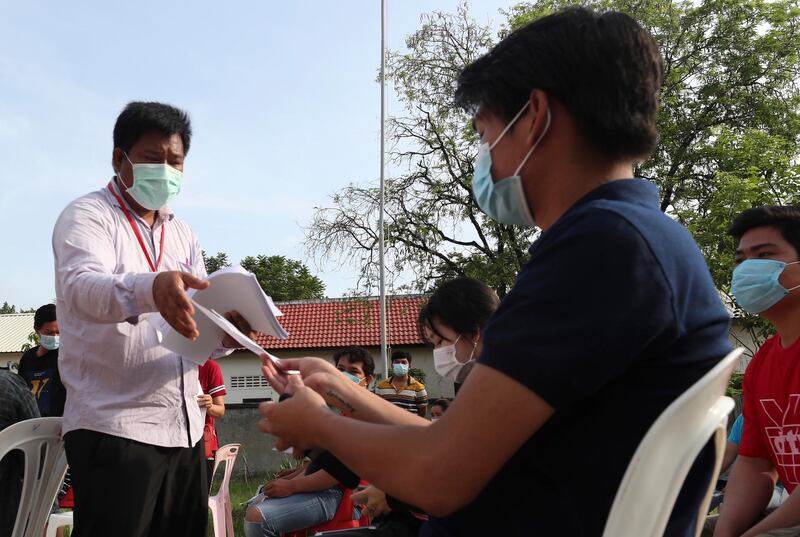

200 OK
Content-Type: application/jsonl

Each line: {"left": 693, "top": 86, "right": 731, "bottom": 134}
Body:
{"left": 463, "top": 330, "right": 480, "bottom": 346}
{"left": 525, "top": 89, "right": 551, "bottom": 147}
{"left": 112, "top": 147, "right": 125, "bottom": 176}
{"left": 365, "top": 375, "right": 374, "bottom": 386}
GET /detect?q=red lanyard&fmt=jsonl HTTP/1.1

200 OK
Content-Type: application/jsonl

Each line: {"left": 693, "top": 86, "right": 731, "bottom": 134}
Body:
{"left": 107, "top": 183, "right": 165, "bottom": 272}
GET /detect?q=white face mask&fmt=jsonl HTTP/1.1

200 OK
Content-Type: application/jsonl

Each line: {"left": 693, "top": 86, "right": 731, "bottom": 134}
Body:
{"left": 433, "top": 334, "right": 477, "bottom": 381}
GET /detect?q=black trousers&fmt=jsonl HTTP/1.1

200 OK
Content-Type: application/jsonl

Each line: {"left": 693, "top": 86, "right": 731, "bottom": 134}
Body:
{"left": 64, "top": 429, "right": 207, "bottom": 537}
{"left": 206, "top": 459, "right": 215, "bottom": 490}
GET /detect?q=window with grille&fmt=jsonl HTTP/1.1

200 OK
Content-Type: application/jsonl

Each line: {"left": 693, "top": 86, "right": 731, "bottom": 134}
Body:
{"left": 230, "top": 375, "right": 270, "bottom": 389}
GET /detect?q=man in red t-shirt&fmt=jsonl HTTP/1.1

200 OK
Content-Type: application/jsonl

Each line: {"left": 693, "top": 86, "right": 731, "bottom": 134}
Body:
{"left": 198, "top": 359, "right": 227, "bottom": 487}
{"left": 713, "top": 205, "right": 800, "bottom": 537}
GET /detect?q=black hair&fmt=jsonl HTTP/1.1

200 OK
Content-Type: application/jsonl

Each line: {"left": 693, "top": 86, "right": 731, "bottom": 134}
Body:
{"left": 729, "top": 205, "right": 800, "bottom": 258}
{"left": 34, "top": 304, "right": 56, "bottom": 330}
{"left": 391, "top": 350, "right": 412, "bottom": 364}
{"left": 333, "top": 346, "right": 375, "bottom": 378}
{"left": 455, "top": 7, "right": 663, "bottom": 160}
{"left": 431, "top": 399, "right": 450, "bottom": 411}
{"left": 113, "top": 101, "right": 193, "bottom": 155}
{"left": 418, "top": 277, "right": 500, "bottom": 342}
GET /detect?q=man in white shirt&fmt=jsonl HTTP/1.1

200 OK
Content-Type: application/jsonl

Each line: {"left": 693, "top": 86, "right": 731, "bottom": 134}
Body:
{"left": 53, "top": 101, "right": 251, "bottom": 537}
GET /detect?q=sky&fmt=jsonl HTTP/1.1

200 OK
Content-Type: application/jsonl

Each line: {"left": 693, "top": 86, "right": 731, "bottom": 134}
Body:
{"left": 0, "top": 0, "right": 514, "bottom": 310}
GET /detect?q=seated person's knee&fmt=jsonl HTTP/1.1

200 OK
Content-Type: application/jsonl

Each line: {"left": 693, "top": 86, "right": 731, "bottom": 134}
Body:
{"left": 245, "top": 505, "right": 265, "bottom": 523}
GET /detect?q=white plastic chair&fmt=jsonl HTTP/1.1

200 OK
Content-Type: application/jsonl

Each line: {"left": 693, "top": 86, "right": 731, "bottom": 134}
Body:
{"left": 0, "top": 417, "right": 67, "bottom": 537}
{"left": 602, "top": 347, "right": 744, "bottom": 537}
{"left": 45, "top": 511, "right": 73, "bottom": 537}
{"left": 208, "top": 443, "right": 241, "bottom": 537}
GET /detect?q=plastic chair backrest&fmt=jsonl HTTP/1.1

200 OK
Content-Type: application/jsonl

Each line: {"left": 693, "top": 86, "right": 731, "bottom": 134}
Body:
{"left": 208, "top": 443, "right": 240, "bottom": 537}
{"left": 602, "top": 348, "right": 743, "bottom": 537}
{"left": 0, "top": 417, "right": 66, "bottom": 537}
{"left": 45, "top": 512, "right": 73, "bottom": 537}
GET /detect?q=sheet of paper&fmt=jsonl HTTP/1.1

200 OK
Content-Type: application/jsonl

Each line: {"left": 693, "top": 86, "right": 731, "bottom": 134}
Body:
{"left": 159, "top": 264, "right": 288, "bottom": 364}
{"left": 189, "top": 265, "right": 288, "bottom": 339}
{"left": 192, "top": 300, "right": 282, "bottom": 367}
{"left": 159, "top": 309, "right": 227, "bottom": 365}
{"left": 242, "top": 486, "right": 267, "bottom": 506}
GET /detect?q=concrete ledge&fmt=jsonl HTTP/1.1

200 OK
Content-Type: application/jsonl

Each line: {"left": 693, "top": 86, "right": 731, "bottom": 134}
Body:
{"left": 215, "top": 406, "right": 292, "bottom": 476}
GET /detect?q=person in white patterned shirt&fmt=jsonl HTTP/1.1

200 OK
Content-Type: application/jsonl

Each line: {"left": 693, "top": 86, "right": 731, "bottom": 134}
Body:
{"left": 53, "top": 101, "right": 254, "bottom": 537}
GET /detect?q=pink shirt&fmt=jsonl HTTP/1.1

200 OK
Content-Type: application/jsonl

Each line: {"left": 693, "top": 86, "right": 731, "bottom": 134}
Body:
{"left": 53, "top": 180, "right": 207, "bottom": 448}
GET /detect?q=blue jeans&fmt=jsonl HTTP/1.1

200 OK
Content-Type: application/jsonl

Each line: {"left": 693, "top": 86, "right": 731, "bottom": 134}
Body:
{"left": 244, "top": 487, "right": 343, "bottom": 537}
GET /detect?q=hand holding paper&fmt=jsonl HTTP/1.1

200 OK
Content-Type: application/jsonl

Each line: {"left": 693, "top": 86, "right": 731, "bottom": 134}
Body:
{"left": 182, "top": 300, "right": 282, "bottom": 367}
{"left": 220, "top": 310, "right": 256, "bottom": 348}
{"left": 159, "top": 265, "right": 288, "bottom": 364}
{"left": 153, "top": 271, "right": 210, "bottom": 340}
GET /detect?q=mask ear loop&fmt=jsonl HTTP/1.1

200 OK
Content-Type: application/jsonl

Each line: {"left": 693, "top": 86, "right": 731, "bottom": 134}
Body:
{"left": 116, "top": 152, "right": 135, "bottom": 191}
{"left": 463, "top": 333, "right": 479, "bottom": 361}
{"left": 784, "top": 261, "right": 800, "bottom": 292}
{"left": 489, "top": 102, "right": 531, "bottom": 150}
{"left": 513, "top": 106, "right": 552, "bottom": 176}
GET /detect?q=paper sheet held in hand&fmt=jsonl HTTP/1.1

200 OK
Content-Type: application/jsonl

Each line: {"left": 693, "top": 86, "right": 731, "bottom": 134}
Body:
{"left": 159, "top": 265, "right": 286, "bottom": 365}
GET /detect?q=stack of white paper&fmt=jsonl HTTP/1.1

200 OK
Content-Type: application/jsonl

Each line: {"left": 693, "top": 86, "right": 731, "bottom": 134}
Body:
{"left": 159, "top": 265, "right": 288, "bottom": 364}
{"left": 192, "top": 265, "right": 287, "bottom": 337}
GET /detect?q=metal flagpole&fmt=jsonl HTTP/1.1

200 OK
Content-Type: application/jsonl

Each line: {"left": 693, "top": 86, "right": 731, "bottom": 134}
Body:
{"left": 378, "top": 0, "right": 389, "bottom": 379}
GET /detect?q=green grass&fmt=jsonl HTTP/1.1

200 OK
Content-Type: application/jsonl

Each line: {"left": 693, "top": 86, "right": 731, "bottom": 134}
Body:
{"left": 60, "top": 466, "right": 295, "bottom": 536}
{"left": 59, "top": 472, "right": 271, "bottom": 537}
{"left": 208, "top": 471, "right": 269, "bottom": 537}
{"left": 208, "top": 458, "right": 302, "bottom": 536}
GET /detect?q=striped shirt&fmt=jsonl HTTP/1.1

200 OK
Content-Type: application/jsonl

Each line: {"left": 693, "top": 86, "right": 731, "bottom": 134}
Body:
{"left": 375, "top": 376, "right": 428, "bottom": 414}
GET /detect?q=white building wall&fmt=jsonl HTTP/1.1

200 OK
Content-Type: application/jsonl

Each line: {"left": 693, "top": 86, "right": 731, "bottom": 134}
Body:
{"left": 1, "top": 352, "right": 21, "bottom": 371}
{"left": 215, "top": 325, "right": 761, "bottom": 405}
{"left": 216, "top": 346, "right": 453, "bottom": 404}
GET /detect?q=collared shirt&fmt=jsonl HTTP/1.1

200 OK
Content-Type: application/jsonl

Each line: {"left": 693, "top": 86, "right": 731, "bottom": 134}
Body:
{"left": 53, "top": 180, "right": 207, "bottom": 448}
{"left": 425, "top": 179, "right": 732, "bottom": 537}
{"left": 375, "top": 376, "right": 428, "bottom": 414}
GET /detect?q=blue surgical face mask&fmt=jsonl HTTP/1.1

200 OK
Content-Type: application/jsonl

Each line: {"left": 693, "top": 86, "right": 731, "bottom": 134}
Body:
{"left": 392, "top": 363, "right": 409, "bottom": 377}
{"left": 341, "top": 370, "right": 364, "bottom": 385}
{"left": 731, "top": 259, "right": 800, "bottom": 314}
{"left": 39, "top": 334, "right": 59, "bottom": 351}
{"left": 472, "top": 102, "right": 551, "bottom": 227}
{"left": 120, "top": 153, "right": 183, "bottom": 210}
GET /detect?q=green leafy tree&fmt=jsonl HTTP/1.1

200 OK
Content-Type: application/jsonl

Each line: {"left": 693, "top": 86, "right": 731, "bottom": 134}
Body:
{"left": 202, "top": 251, "right": 325, "bottom": 301}
{"left": 203, "top": 251, "right": 231, "bottom": 275}
{"left": 240, "top": 255, "right": 325, "bottom": 302}
{"left": 511, "top": 0, "right": 800, "bottom": 353}
{"left": 0, "top": 301, "right": 16, "bottom": 314}
{"left": 20, "top": 331, "right": 38, "bottom": 352}
{"left": 305, "top": 4, "right": 530, "bottom": 297}
{"left": 409, "top": 367, "right": 427, "bottom": 386}
{"left": 306, "top": 0, "right": 800, "bottom": 320}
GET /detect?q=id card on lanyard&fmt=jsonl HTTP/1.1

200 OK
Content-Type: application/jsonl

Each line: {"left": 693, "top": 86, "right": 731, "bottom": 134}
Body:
{"left": 108, "top": 182, "right": 165, "bottom": 272}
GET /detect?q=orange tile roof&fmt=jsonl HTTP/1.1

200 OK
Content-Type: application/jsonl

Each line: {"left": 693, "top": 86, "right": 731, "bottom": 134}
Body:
{"left": 253, "top": 295, "right": 428, "bottom": 350}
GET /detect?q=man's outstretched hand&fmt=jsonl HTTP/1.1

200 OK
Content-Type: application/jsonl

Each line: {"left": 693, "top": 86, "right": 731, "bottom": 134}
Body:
{"left": 153, "top": 272, "right": 257, "bottom": 346}
{"left": 153, "top": 271, "right": 209, "bottom": 340}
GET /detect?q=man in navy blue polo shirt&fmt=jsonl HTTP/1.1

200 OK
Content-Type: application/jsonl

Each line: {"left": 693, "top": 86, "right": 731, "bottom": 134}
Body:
{"left": 257, "top": 7, "right": 732, "bottom": 536}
